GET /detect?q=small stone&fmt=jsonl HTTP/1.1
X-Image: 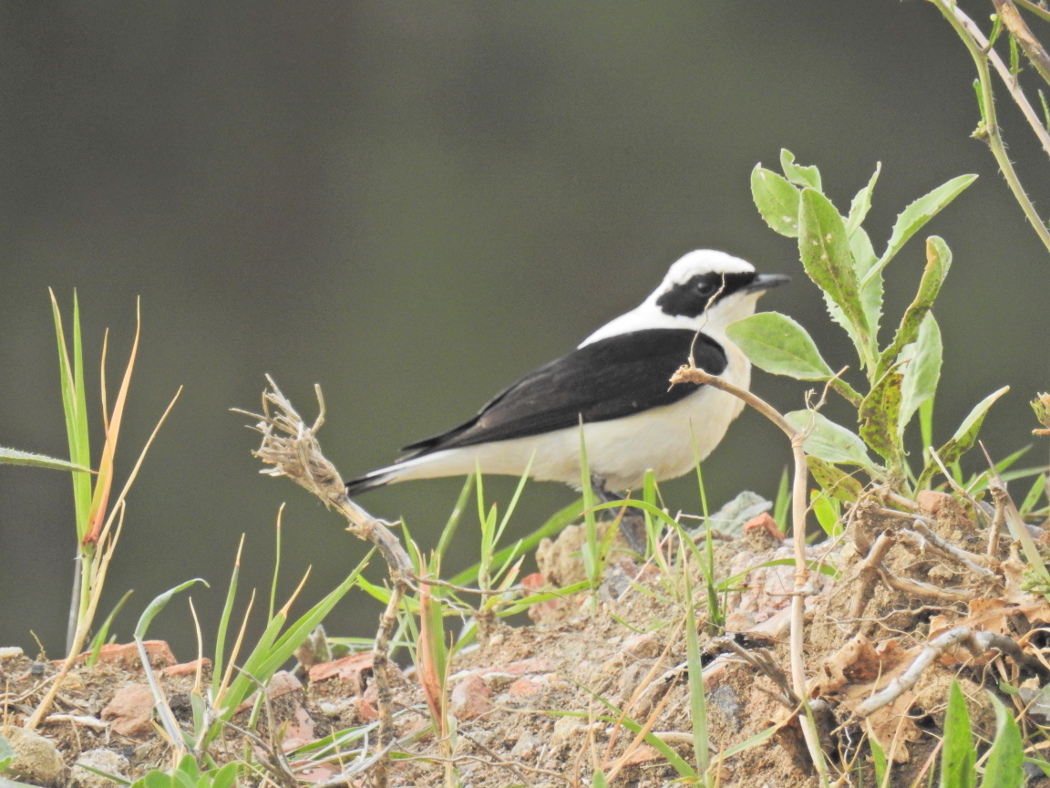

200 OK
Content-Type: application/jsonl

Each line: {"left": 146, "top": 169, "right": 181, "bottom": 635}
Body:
{"left": 0, "top": 724, "right": 69, "bottom": 787}
{"left": 267, "top": 670, "right": 304, "bottom": 698}
{"left": 71, "top": 747, "right": 130, "bottom": 787}
{"left": 450, "top": 674, "right": 491, "bottom": 721}
{"left": 507, "top": 677, "right": 543, "bottom": 698}
{"left": 161, "top": 658, "right": 211, "bottom": 677}
{"left": 101, "top": 683, "right": 155, "bottom": 738}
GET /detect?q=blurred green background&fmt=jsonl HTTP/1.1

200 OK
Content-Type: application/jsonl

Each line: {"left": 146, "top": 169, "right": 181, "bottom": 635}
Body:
{"left": 2, "top": 2, "right": 1047, "bottom": 657}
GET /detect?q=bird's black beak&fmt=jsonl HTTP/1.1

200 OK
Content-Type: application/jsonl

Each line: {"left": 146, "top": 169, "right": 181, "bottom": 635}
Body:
{"left": 746, "top": 273, "right": 790, "bottom": 293}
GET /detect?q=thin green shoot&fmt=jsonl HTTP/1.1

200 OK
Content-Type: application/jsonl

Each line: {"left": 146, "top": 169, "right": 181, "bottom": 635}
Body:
{"left": 450, "top": 497, "right": 582, "bottom": 587}
{"left": 772, "top": 466, "right": 791, "bottom": 535}
{"left": 211, "top": 534, "right": 245, "bottom": 702}
{"left": 578, "top": 420, "right": 604, "bottom": 596}
{"left": 682, "top": 542, "right": 710, "bottom": 779}
{"left": 434, "top": 473, "right": 475, "bottom": 560}
{"left": 268, "top": 505, "right": 283, "bottom": 620}
{"left": 86, "top": 589, "right": 133, "bottom": 667}
{"left": 1019, "top": 473, "right": 1047, "bottom": 518}
{"left": 692, "top": 435, "right": 721, "bottom": 630}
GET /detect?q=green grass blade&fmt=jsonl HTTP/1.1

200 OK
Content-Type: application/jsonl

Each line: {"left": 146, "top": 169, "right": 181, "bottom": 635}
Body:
{"left": 683, "top": 566, "right": 709, "bottom": 775}
{"left": 940, "top": 681, "right": 975, "bottom": 788}
{"left": 134, "top": 579, "right": 208, "bottom": 640}
{"left": 211, "top": 536, "right": 244, "bottom": 699}
{"left": 0, "top": 447, "right": 92, "bottom": 473}
{"left": 982, "top": 693, "right": 1024, "bottom": 788}
{"left": 435, "top": 474, "right": 475, "bottom": 560}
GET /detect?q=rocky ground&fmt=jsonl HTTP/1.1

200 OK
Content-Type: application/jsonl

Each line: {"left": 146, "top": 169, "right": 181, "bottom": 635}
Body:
{"left": 3, "top": 489, "right": 1050, "bottom": 787}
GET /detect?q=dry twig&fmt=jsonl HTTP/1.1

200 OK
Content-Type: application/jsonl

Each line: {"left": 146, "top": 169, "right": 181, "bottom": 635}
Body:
{"left": 856, "top": 626, "right": 1044, "bottom": 717}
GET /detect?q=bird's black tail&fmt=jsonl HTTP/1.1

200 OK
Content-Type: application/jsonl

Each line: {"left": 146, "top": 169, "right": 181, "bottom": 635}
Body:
{"left": 344, "top": 469, "right": 394, "bottom": 496}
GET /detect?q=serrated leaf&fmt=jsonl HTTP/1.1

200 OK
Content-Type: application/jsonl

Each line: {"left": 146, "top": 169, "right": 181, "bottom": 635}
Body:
{"left": 848, "top": 223, "right": 883, "bottom": 347}
{"left": 726, "top": 312, "right": 833, "bottom": 380}
{"left": 0, "top": 446, "right": 92, "bottom": 473}
{"left": 860, "top": 368, "right": 904, "bottom": 463}
{"left": 786, "top": 410, "right": 872, "bottom": 467}
{"left": 846, "top": 162, "right": 881, "bottom": 235}
{"left": 780, "top": 149, "right": 822, "bottom": 190}
{"left": 866, "top": 173, "right": 977, "bottom": 284}
{"left": 940, "top": 681, "right": 975, "bottom": 788}
{"left": 751, "top": 165, "right": 800, "bottom": 237}
{"left": 798, "top": 188, "right": 871, "bottom": 354}
{"left": 807, "top": 456, "right": 864, "bottom": 502}
{"left": 918, "top": 387, "right": 1010, "bottom": 488}
{"left": 898, "top": 313, "right": 942, "bottom": 438}
{"left": 982, "top": 693, "right": 1024, "bottom": 788}
{"left": 878, "top": 236, "right": 952, "bottom": 377}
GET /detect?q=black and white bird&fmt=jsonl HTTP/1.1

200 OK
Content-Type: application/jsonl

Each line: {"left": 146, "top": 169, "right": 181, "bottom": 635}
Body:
{"left": 345, "top": 250, "right": 787, "bottom": 506}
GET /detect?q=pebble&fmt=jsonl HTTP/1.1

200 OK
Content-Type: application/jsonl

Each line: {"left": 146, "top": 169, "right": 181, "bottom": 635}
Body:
{"left": 71, "top": 748, "right": 130, "bottom": 788}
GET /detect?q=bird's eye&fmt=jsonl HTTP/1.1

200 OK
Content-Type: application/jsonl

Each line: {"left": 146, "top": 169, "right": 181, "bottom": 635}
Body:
{"left": 696, "top": 281, "right": 717, "bottom": 297}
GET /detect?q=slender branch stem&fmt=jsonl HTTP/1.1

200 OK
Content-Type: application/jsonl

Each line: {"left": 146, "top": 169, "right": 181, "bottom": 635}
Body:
{"left": 671, "top": 366, "right": 827, "bottom": 779}
{"left": 931, "top": 0, "right": 1050, "bottom": 255}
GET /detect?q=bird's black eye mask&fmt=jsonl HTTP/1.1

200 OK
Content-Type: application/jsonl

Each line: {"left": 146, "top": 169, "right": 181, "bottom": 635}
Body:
{"left": 655, "top": 271, "right": 757, "bottom": 318}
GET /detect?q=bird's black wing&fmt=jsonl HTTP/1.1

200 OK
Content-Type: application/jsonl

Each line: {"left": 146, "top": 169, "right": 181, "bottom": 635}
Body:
{"left": 398, "top": 328, "right": 728, "bottom": 459}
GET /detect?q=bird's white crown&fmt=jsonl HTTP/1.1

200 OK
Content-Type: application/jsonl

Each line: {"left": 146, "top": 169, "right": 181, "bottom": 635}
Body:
{"left": 581, "top": 250, "right": 760, "bottom": 346}
{"left": 652, "top": 249, "right": 755, "bottom": 296}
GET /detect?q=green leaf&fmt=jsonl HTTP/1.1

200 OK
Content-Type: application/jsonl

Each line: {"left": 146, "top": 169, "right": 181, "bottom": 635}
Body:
{"left": 811, "top": 490, "right": 841, "bottom": 537}
{"left": 878, "top": 236, "right": 952, "bottom": 377}
{"left": 918, "top": 387, "right": 1010, "bottom": 488}
{"left": 175, "top": 755, "right": 199, "bottom": 781}
{"left": 845, "top": 165, "right": 884, "bottom": 346}
{"left": 859, "top": 369, "right": 904, "bottom": 464}
{"left": 751, "top": 165, "right": 800, "bottom": 237}
{"left": 848, "top": 224, "right": 883, "bottom": 345}
{"left": 0, "top": 446, "right": 93, "bottom": 473}
{"left": 785, "top": 410, "right": 872, "bottom": 467}
{"left": 780, "top": 149, "right": 822, "bottom": 190}
{"left": 726, "top": 312, "right": 834, "bottom": 380}
{"left": 807, "top": 456, "right": 864, "bottom": 503}
{"left": 940, "top": 681, "right": 976, "bottom": 788}
{"left": 982, "top": 693, "right": 1024, "bottom": 788}
{"left": 210, "top": 763, "right": 241, "bottom": 788}
{"left": 898, "top": 314, "right": 942, "bottom": 438}
{"left": 0, "top": 733, "right": 14, "bottom": 771}
{"left": 865, "top": 174, "right": 977, "bottom": 285}
{"left": 798, "top": 188, "right": 871, "bottom": 357}
{"left": 846, "top": 162, "right": 881, "bottom": 235}
{"left": 140, "top": 772, "right": 174, "bottom": 788}
{"left": 134, "top": 579, "right": 208, "bottom": 640}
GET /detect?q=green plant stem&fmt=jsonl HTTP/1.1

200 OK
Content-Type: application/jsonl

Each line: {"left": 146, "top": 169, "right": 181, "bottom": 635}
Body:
{"left": 931, "top": 0, "right": 1050, "bottom": 255}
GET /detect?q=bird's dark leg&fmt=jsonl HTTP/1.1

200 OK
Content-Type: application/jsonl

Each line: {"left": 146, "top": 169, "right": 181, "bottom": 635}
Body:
{"left": 591, "top": 477, "right": 648, "bottom": 554}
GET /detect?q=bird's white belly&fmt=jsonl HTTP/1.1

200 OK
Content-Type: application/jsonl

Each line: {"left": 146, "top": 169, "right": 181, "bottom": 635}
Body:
{"left": 392, "top": 357, "right": 750, "bottom": 492}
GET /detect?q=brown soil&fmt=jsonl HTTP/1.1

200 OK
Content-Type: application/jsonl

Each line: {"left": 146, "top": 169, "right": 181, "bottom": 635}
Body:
{"left": 4, "top": 491, "right": 1050, "bottom": 787}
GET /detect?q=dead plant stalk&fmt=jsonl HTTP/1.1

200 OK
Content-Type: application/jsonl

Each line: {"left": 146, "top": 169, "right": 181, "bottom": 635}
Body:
{"left": 670, "top": 364, "right": 827, "bottom": 779}
{"left": 239, "top": 377, "right": 415, "bottom": 788}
